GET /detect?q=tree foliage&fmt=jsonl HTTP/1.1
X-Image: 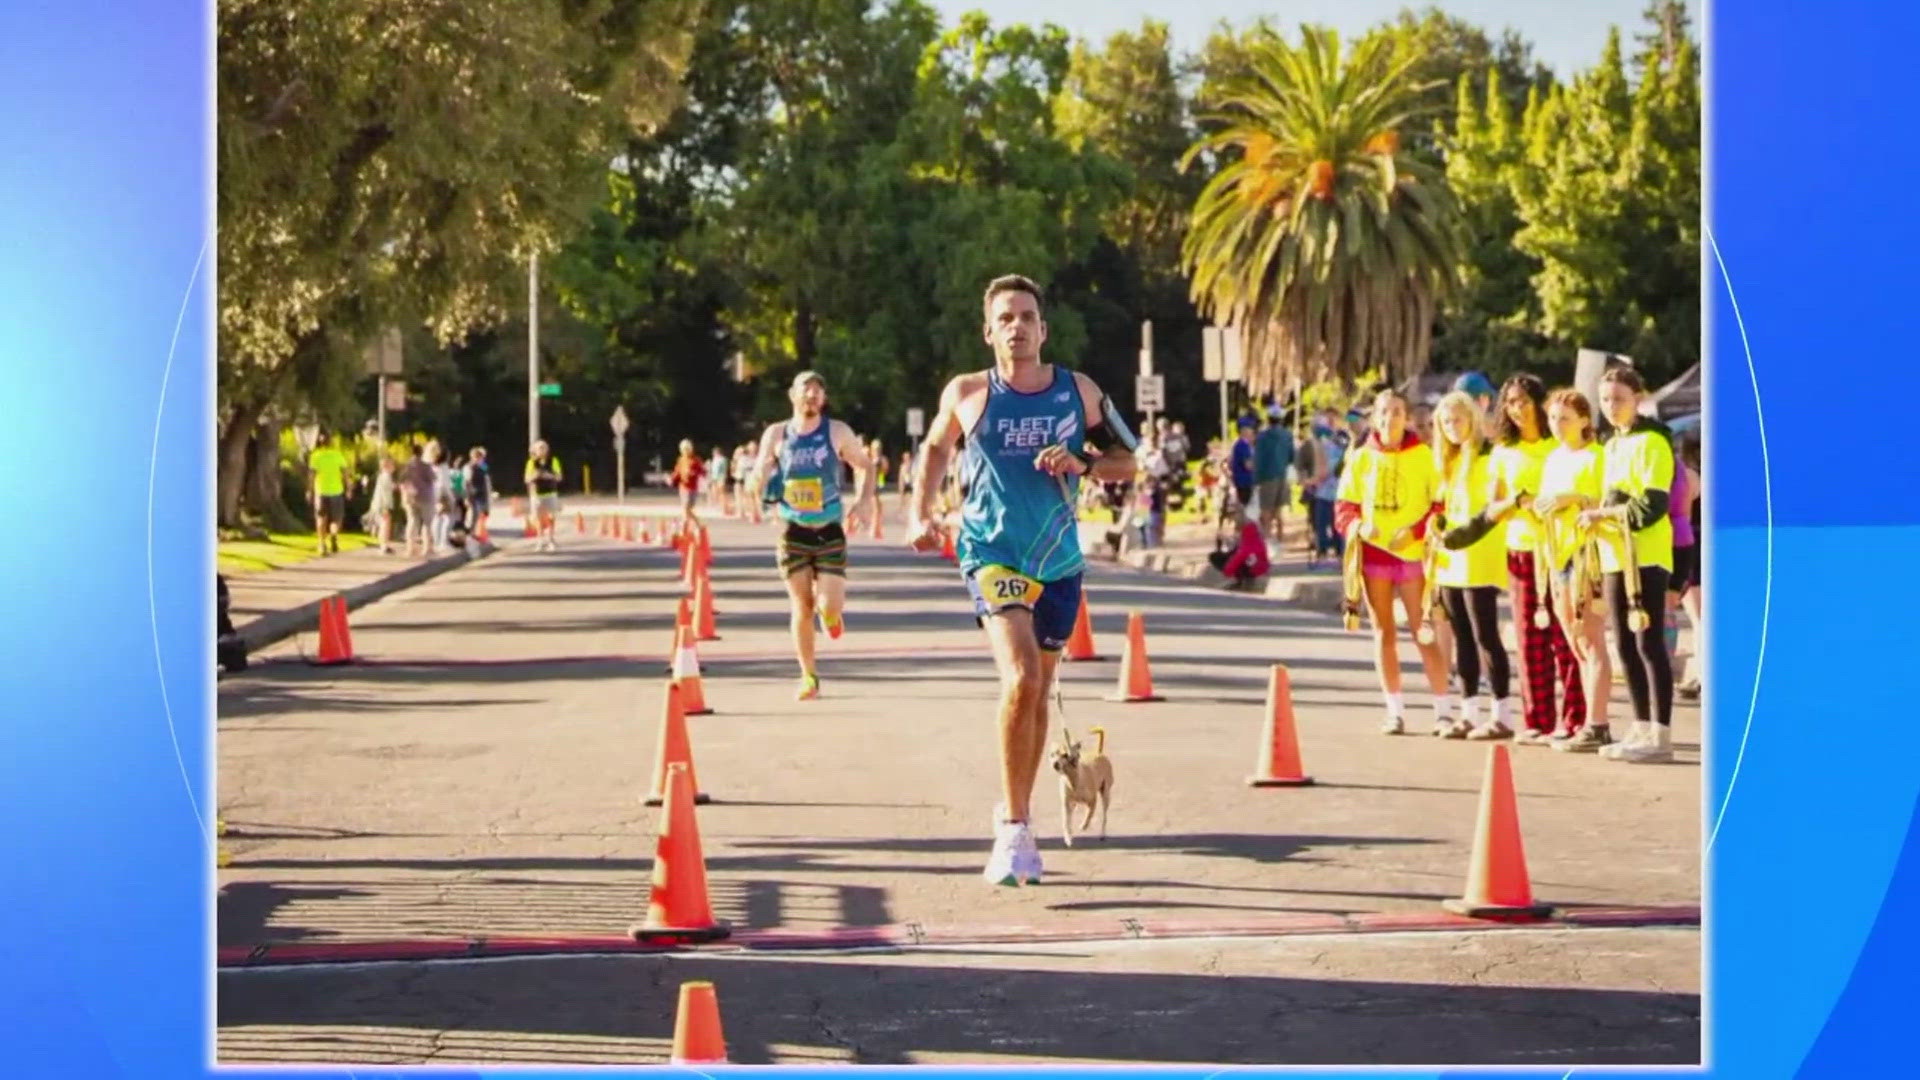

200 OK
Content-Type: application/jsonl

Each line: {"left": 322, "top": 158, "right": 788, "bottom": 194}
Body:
{"left": 1181, "top": 27, "right": 1468, "bottom": 395}
{"left": 217, "top": 1, "right": 1699, "bottom": 521}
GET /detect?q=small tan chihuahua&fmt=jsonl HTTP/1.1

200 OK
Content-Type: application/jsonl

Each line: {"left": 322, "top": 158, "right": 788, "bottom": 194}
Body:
{"left": 1049, "top": 726, "right": 1113, "bottom": 847}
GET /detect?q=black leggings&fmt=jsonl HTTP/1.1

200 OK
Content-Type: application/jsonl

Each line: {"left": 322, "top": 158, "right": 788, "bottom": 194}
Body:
{"left": 1441, "top": 586, "right": 1509, "bottom": 699}
{"left": 1608, "top": 567, "right": 1673, "bottom": 726}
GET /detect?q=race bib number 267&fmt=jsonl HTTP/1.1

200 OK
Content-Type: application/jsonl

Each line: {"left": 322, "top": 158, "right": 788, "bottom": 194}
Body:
{"left": 976, "top": 564, "right": 1043, "bottom": 609}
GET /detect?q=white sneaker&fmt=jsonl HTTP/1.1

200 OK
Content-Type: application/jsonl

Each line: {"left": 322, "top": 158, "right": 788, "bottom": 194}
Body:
{"left": 983, "top": 820, "right": 1030, "bottom": 887}
{"left": 1011, "top": 824, "right": 1043, "bottom": 885}
{"left": 1601, "top": 721, "right": 1651, "bottom": 760}
{"left": 1381, "top": 713, "right": 1405, "bottom": 735}
{"left": 1611, "top": 724, "right": 1674, "bottom": 764}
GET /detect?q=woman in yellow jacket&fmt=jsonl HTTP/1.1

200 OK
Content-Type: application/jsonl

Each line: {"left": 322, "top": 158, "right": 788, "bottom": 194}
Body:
{"left": 1580, "top": 367, "right": 1677, "bottom": 764}
{"left": 1533, "top": 388, "right": 1613, "bottom": 752}
{"left": 1429, "top": 392, "right": 1516, "bottom": 740}
{"left": 1488, "top": 373, "right": 1586, "bottom": 744}
{"left": 1334, "top": 390, "right": 1451, "bottom": 735}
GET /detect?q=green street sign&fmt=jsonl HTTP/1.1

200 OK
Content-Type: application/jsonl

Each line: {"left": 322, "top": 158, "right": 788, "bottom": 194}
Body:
{"left": 538, "top": 382, "right": 562, "bottom": 397}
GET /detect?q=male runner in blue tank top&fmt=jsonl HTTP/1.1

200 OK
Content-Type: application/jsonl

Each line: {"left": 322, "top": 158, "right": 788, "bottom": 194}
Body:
{"left": 907, "top": 274, "right": 1139, "bottom": 887}
{"left": 752, "top": 370, "right": 878, "bottom": 700}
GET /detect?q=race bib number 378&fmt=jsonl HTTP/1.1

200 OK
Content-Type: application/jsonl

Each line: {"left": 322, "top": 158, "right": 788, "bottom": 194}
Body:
{"left": 976, "top": 564, "right": 1043, "bottom": 609}
{"left": 785, "top": 477, "right": 825, "bottom": 512}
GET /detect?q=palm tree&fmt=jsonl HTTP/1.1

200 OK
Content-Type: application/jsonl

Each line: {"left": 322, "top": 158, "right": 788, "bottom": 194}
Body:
{"left": 1181, "top": 27, "right": 1467, "bottom": 396}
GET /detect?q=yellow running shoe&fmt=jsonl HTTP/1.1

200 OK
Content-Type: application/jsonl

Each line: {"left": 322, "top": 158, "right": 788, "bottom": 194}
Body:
{"left": 796, "top": 672, "right": 821, "bottom": 700}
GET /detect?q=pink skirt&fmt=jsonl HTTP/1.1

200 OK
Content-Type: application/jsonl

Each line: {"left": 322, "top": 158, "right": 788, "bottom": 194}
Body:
{"left": 1360, "top": 542, "right": 1423, "bottom": 584}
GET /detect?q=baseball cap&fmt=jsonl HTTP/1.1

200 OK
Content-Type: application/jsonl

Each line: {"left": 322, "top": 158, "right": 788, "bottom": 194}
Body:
{"left": 1236, "top": 415, "right": 1258, "bottom": 430}
{"left": 790, "top": 370, "right": 827, "bottom": 393}
{"left": 1452, "top": 371, "right": 1495, "bottom": 399}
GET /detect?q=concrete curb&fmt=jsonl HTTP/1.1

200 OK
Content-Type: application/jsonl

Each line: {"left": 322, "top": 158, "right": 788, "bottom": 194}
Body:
{"left": 216, "top": 904, "right": 1702, "bottom": 969}
{"left": 233, "top": 540, "right": 506, "bottom": 653}
{"left": 1082, "top": 537, "right": 1346, "bottom": 614}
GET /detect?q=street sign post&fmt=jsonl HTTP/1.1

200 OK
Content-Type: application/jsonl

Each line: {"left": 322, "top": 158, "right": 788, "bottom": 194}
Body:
{"left": 538, "top": 382, "right": 562, "bottom": 397}
{"left": 384, "top": 379, "right": 408, "bottom": 413}
{"left": 1136, "top": 373, "right": 1165, "bottom": 413}
{"left": 1204, "top": 325, "right": 1243, "bottom": 440}
{"left": 611, "top": 406, "right": 630, "bottom": 502}
{"left": 906, "top": 407, "right": 925, "bottom": 438}
{"left": 364, "top": 328, "right": 403, "bottom": 445}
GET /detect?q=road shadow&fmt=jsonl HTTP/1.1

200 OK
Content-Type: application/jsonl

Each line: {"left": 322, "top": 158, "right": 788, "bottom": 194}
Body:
{"left": 216, "top": 950, "right": 1700, "bottom": 1066}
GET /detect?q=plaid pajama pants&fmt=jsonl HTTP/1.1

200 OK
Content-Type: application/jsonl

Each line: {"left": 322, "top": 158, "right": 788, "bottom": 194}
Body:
{"left": 1509, "top": 550, "right": 1586, "bottom": 733}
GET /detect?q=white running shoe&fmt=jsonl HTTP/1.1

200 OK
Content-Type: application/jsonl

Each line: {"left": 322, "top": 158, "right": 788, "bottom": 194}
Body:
{"left": 1011, "top": 824, "right": 1043, "bottom": 885}
{"left": 983, "top": 820, "right": 1028, "bottom": 887}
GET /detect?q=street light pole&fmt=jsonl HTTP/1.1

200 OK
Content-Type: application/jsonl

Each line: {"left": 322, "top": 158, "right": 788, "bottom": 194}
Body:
{"left": 528, "top": 253, "right": 540, "bottom": 453}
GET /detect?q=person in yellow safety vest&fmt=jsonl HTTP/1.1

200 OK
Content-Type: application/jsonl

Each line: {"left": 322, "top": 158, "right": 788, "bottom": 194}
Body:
{"left": 525, "top": 440, "right": 563, "bottom": 552}
{"left": 307, "top": 430, "right": 353, "bottom": 555}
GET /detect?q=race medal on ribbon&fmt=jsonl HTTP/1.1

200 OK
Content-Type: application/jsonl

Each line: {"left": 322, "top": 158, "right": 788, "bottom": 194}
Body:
{"left": 976, "top": 564, "right": 1044, "bottom": 610}
{"left": 785, "top": 477, "right": 825, "bottom": 513}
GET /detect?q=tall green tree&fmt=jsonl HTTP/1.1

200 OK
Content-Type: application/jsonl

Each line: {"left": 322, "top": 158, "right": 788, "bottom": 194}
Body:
{"left": 1505, "top": 10, "right": 1698, "bottom": 386}
{"left": 1052, "top": 20, "right": 1210, "bottom": 425}
{"left": 1181, "top": 27, "right": 1468, "bottom": 396}
{"left": 216, "top": 0, "right": 701, "bottom": 523}
{"left": 1434, "top": 68, "right": 1554, "bottom": 380}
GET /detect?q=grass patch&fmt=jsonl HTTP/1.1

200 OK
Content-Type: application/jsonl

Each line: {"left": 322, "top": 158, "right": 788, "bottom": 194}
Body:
{"left": 218, "top": 532, "right": 376, "bottom": 576}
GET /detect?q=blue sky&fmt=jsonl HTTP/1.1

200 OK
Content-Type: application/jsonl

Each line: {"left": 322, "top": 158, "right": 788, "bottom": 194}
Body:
{"left": 928, "top": 1, "right": 1695, "bottom": 80}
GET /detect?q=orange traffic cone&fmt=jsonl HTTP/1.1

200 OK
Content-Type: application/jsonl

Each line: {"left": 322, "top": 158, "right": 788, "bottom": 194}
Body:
{"left": 695, "top": 573, "right": 719, "bottom": 641}
{"left": 524, "top": 516, "right": 538, "bottom": 538}
{"left": 645, "top": 682, "right": 711, "bottom": 807}
{"left": 640, "top": 519, "right": 653, "bottom": 544}
{"left": 1105, "top": 611, "right": 1163, "bottom": 702}
{"left": 1064, "top": 593, "right": 1100, "bottom": 661}
{"left": 940, "top": 530, "right": 957, "bottom": 562}
{"left": 576, "top": 511, "right": 586, "bottom": 533}
{"left": 628, "top": 763, "right": 730, "bottom": 944}
{"left": 1248, "top": 665, "right": 1313, "bottom": 786}
{"left": 624, "top": 517, "right": 636, "bottom": 543}
{"left": 672, "top": 627, "right": 713, "bottom": 716}
{"left": 475, "top": 519, "right": 490, "bottom": 543}
{"left": 1442, "top": 744, "right": 1554, "bottom": 920}
{"left": 313, "top": 596, "right": 354, "bottom": 665}
{"left": 669, "top": 981, "right": 729, "bottom": 1064}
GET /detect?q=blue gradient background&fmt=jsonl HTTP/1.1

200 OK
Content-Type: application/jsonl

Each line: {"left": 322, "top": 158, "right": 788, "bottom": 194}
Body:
{"left": 0, "top": 0, "right": 1910, "bottom": 1076}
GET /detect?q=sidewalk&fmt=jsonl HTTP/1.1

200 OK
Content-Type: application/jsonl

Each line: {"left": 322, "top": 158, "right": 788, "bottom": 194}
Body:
{"left": 222, "top": 493, "right": 703, "bottom": 655}
{"left": 1080, "top": 517, "right": 1348, "bottom": 611}
{"left": 223, "top": 539, "right": 503, "bottom": 654}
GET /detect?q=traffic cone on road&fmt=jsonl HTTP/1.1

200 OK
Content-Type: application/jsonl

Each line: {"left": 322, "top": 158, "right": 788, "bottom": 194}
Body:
{"left": 524, "top": 517, "right": 538, "bottom": 538}
{"left": 1064, "top": 593, "right": 1100, "bottom": 661}
{"left": 1105, "top": 611, "right": 1163, "bottom": 702}
{"left": 645, "top": 682, "right": 710, "bottom": 807}
{"left": 576, "top": 511, "right": 586, "bottom": 534}
{"left": 1442, "top": 744, "right": 1554, "bottom": 920}
{"left": 629, "top": 763, "right": 730, "bottom": 944}
{"left": 672, "top": 627, "right": 713, "bottom": 715}
{"left": 313, "top": 595, "right": 354, "bottom": 665}
{"left": 695, "top": 573, "right": 719, "bottom": 641}
{"left": 669, "top": 981, "right": 729, "bottom": 1064}
{"left": 1248, "top": 665, "right": 1313, "bottom": 786}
